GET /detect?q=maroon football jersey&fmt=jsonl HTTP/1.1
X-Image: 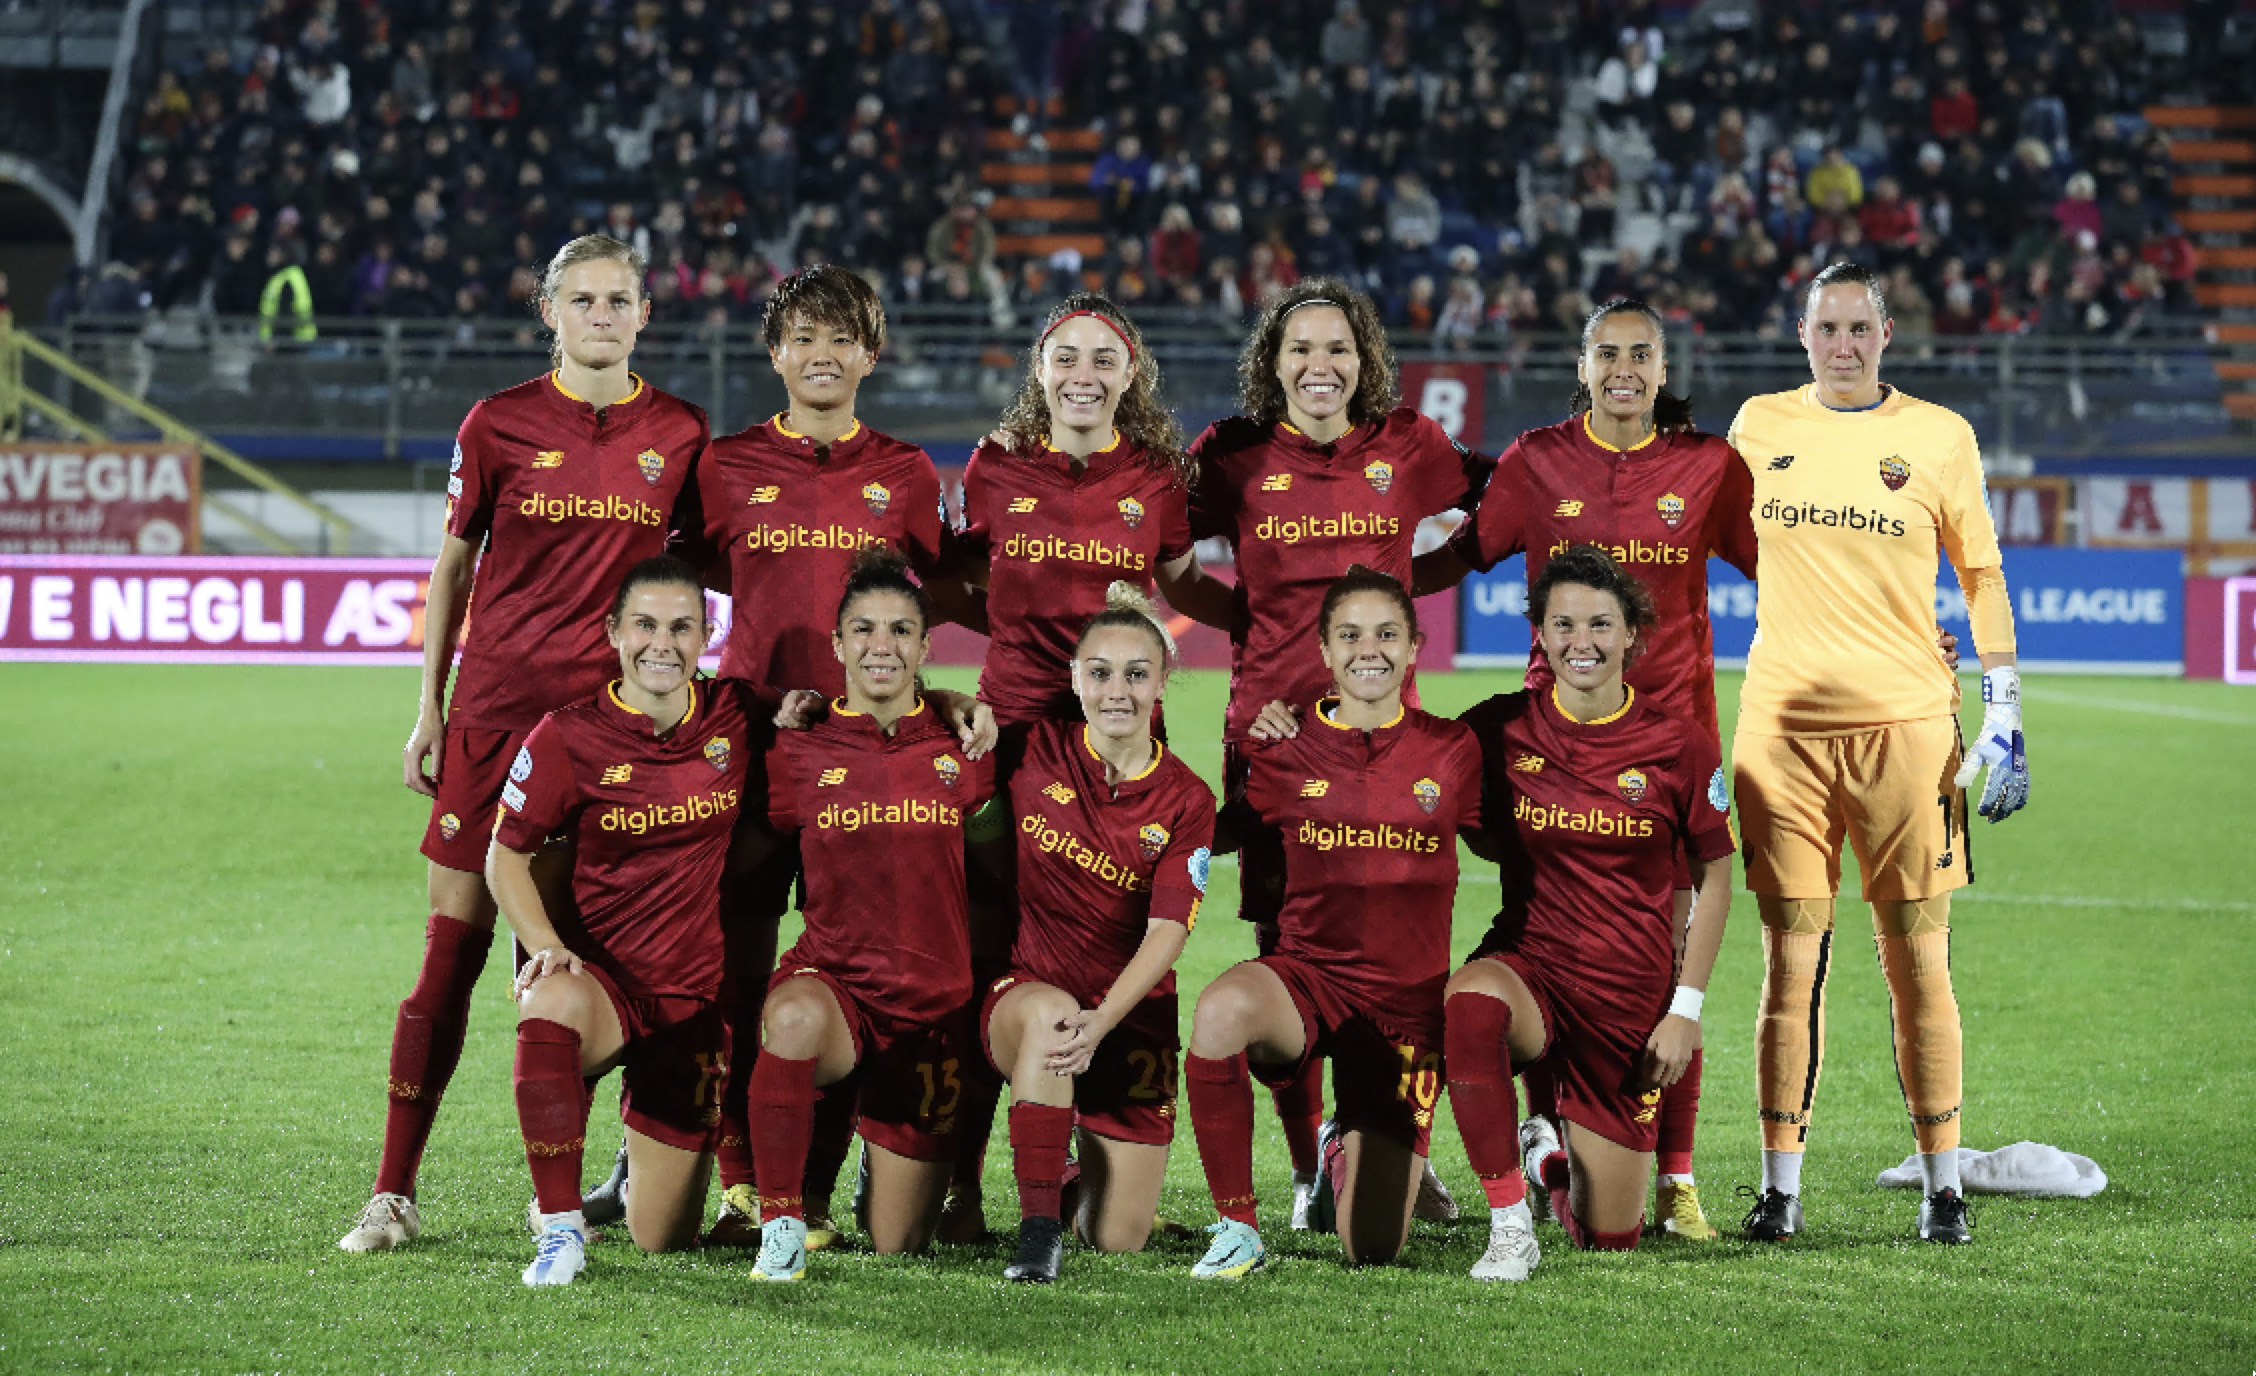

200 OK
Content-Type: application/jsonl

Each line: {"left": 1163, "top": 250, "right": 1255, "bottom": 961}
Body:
{"left": 699, "top": 415, "right": 948, "bottom": 693}
{"left": 766, "top": 699, "right": 997, "bottom": 1024}
{"left": 1242, "top": 702, "right": 1483, "bottom": 1040}
{"left": 444, "top": 373, "right": 708, "bottom": 732}
{"left": 497, "top": 677, "right": 773, "bottom": 1002}
{"left": 1003, "top": 720, "right": 1216, "bottom": 1007}
{"left": 1189, "top": 408, "right": 1491, "bottom": 741}
{"left": 1449, "top": 417, "right": 1758, "bottom": 744}
{"left": 957, "top": 438, "right": 1194, "bottom": 725}
{"left": 1460, "top": 688, "right": 1736, "bottom": 1019}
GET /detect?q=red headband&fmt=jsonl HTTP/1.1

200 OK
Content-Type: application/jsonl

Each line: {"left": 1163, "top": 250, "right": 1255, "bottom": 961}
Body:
{"left": 1037, "top": 309, "right": 1136, "bottom": 363}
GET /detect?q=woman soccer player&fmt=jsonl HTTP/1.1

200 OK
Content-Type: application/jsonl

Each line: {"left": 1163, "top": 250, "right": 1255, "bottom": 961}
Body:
{"left": 974, "top": 585, "right": 1215, "bottom": 1283}
{"left": 940, "top": 292, "right": 1211, "bottom": 1234}
{"left": 1187, "top": 277, "right": 1492, "bottom": 1226}
{"left": 688, "top": 264, "right": 957, "bottom": 1250}
{"left": 1445, "top": 545, "right": 1735, "bottom": 1280}
{"left": 493, "top": 557, "right": 814, "bottom": 1286}
{"left": 343, "top": 234, "right": 711, "bottom": 1253}
{"left": 743, "top": 548, "right": 997, "bottom": 1281}
{"left": 1410, "top": 297, "right": 1756, "bottom": 1240}
{"left": 1185, "top": 568, "right": 1482, "bottom": 1277}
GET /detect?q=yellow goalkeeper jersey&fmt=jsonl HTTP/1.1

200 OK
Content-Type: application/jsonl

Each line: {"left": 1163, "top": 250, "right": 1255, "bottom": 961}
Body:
{"left": 1726, "top": 384, "right": 2004, "bottom": 737}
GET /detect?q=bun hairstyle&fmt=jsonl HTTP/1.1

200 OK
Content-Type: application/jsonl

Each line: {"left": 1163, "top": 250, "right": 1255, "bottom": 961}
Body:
{"left": 1568, "top": 297, "right": 1697, "bottom": 435}
{"left": 835, "top": 544, "right": 930, "bottom": 633}
{"left": 1317, "top": 563, "right": 1420, "bottom": 640}
{"left": 608, "top": 554, "right": 706, "bottom": 626}
{"left": 1076, "top": 580, "right": 1179, "bottom": 675}
{"left": 1528, "top": 543, "right": 1659, "bottom": 668}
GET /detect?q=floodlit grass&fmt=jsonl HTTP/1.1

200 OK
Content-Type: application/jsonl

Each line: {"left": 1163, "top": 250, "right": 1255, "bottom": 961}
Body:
{"left": 1, "top": 664, "right": 2252, "bottom": 1373}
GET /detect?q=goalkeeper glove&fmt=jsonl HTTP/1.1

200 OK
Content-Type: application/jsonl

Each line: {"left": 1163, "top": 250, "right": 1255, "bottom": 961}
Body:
{"left": 1953, "top": 665, "right": 2028, "bottom": 822}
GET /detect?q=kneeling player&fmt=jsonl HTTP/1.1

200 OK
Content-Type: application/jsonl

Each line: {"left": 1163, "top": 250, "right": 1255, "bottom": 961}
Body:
{"left": 974, "top": 585, "right": 1214, "bottom": 1282}
{"left": 743, "top": 549, "right": 996, "bottom": 1280}
{"left": 1445, "top": 546, "right": 1735, "bottom": 1279}
{"left": 493, "top": 557, "right": 806, "bottom": 1285}
{"left": 1186, "top": 568, "right": 1482, "bottom": 1276}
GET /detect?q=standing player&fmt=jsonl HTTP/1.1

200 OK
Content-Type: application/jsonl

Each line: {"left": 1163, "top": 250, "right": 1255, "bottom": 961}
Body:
{"left": 1410, "top": 298, "right": 1757, "bottom": 1241}
{"left": 1189, "top": 278, "right": 1493, "bottom": 1226}
{"left": 941, "top": 293, "right": 1208, "bottom": 1235}
{"left": 1185, "top": 568, "right": 1482, "bottom": 1277}
{"left": 490, "top": 558, "right": 809, "bottom": 1284}
{"left": 689, "top": 264, "right": 952, "bottom": 1251}
{"left": 743, "top": 548, "right": 997, "bottom": 1281}
{"left": 1727, "top": 263, "right": 2027, "bottom": 1246}
{"left": 974, "top": 585, "right": 1215, "bottom": 1283}
{"left": 1444, "top": 546, "right": 1736, "bottom": 1281}
{"left": 342, "top": 235, "right": 710, "bottom": 1253}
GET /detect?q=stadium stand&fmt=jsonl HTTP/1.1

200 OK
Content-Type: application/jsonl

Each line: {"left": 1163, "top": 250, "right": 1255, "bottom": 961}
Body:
{"left": 47, "top": 0, "right": 2251, "bottom": 345}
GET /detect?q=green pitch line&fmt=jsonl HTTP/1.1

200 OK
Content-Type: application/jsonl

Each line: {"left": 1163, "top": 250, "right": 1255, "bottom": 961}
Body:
{"left": 0, "top": 666, "right": 2251, "bottom": 1374}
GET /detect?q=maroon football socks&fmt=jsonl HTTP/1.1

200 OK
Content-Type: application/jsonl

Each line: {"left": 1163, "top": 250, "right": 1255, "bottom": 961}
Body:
{"left": 1187, "top": 1052, "right": 1259, "bottom": 1226}
{"left": 374, "top": 914, "right": 493, "bottom": 1198}
{"left": 513, "top": 1017, "right": 588, "bottom": 1215}
{"left": 1445, "top": 989, "right": 1528, "bottom": 1209}
{"left": 1008, "top": 1102, "right": 1076, "bottom": 1221}
{"left": 1271, "top": 1059, "right": 1325, "bottom": 1175}
{"left": 1656, "top": 1047, "right": 1702, "bottom": 1180}
{"left": 748, "top": 1052, "right": 818, "bottom": 1222}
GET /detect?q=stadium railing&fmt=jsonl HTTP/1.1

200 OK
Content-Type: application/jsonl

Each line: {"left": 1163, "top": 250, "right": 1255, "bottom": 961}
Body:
{"left": 26, "top": 312, "right": 2250, "bottom": 462}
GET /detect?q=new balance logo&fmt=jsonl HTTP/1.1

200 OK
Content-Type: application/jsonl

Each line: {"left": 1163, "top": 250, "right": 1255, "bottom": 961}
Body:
{"left": 1042, "top": 782, "right": 1077, "bottom": 805}
{"left": 600, "top": 764, "right": 633, "bottom": 785}
{"left": 532, "top": 450, "right": 565, "bottom": 469}
{"left": 817, "top": 767, "right": 848, "bottom": 786}
{"left": 747, "top": 485, "right": 780, "bottom": 504}
{"left": 1300, "top": 779, "right": 1330, "bottom": 798}
{"left": 1260, "top": 474, "right": 1293, "bottom": 492}
{"left": 1007, "top": 496, "right": 1038, "bottom": 513}
{"left": 1554, "top": 499, "right": 1584, "bottom": 517}
{"left": 1512, "top": 754, "right": 1545, "bottom": 773}
{"left": 1768, "top": 455, "right": 1796, "bottom": 470}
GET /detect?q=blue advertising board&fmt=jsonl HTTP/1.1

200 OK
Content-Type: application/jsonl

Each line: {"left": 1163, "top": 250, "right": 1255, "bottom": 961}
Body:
{"left": 1459, "top": 547, "right": 2183, "bottom": 676}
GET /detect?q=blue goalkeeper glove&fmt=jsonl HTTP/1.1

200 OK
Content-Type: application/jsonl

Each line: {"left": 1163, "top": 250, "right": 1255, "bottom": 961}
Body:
{"left": 1953, "top": 666, "right": 2028, "bottom": 822}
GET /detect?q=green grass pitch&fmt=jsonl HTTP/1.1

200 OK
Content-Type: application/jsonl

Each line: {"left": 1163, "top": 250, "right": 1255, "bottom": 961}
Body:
{"left": 1, "top": 663, "right": 2252, "bottom": 1374}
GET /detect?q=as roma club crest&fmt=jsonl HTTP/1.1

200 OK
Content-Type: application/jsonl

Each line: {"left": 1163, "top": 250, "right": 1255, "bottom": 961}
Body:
{"left": 1138, "top": 822, "right": 1170, "bottom": 861}
{"left": 1617, "top": 768, "right": 1648, "bottom": 804}
{"left": 1364, "top": 459, "right": 1394, "bottom": 494}
{"left": 637, "top": 449, "right": 667, "bottom": 485}
{"left": 1413, "top": 777, "right": 1441, "bottom": 815}
{"left": 1879, "top": 455, "right": 1911, "bottom": 492}
{"left": 862, "top": 481, "right": 891, "bottom": 516}
{"left": 1118, "top": 496, "right": 1145, "bottom": 529}
{"left": 438, "top": 812, "right": 462, "bottom": 842}
{"left": 934, "top": 755, "right": 961, "bottom": 788}
{"left": 1657, "top": 492, "right": 1686, "bottom": 529}
{"left": 703, "top": 736, "right": 732, "bottom": 773}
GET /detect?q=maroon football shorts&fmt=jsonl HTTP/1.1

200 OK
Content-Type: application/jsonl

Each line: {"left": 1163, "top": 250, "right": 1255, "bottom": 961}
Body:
{"left": 1223, "top": 742, "right": 1286, "bottom": 928}
{"left": 980, "top": 974, "right": 1179, "bottom": 1146}
{"left": 419, "top": 725, "right": 528, "bottom": 871}
{"left": 769, "top": 964, "right": 970, "bottom": 1163}
{"left": 1250, "top": 954, "right": 1443, "bottom": 1157}
{"left": 581, "top": 962, "right": 728, "bottom": 1153}
{"left": 1479, "top": 950, "right": 1667, "bottom": 1154}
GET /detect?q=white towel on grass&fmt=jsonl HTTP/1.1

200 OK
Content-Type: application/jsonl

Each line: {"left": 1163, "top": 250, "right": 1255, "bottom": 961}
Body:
{"left": 1875, "top": 1142, "right": 2106, "bottom": 1198}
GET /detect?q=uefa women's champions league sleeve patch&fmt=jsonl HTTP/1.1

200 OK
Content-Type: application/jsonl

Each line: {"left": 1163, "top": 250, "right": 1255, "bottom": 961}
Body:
{"left": 1188, "top": 846, "right": 1212, "bottom": 894}
{"left": 511, "top": 747, "right": 534, "bottom": 784}
{"left": 1708, "top": 767, "right": 1730, "bottom": 814}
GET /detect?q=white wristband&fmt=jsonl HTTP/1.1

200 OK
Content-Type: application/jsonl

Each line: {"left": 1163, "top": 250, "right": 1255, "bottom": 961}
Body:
{"left": 1667, "top": 985, "right": 1705, "bottom": 1022}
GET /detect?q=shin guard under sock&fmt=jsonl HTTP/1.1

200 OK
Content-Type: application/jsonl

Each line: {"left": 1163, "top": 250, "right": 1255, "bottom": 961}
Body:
{"left": 1878, "top": 928, "right": 1963, "bottom": 1154}
{"left": 1757, "top": 926, "right": 1832, "bottom": 1153}
{"left": 749, "top": 1052, "right": 819, "bottom": 1222}
{"left": 1187, "top": 1052, "right": 1259, "bottom": 1225}
{"left": 1655, "top": 1047, "right": 1702, "bottom": 1180}
{"left": 514, "top": 1018, "right": 588, "bottom": 1215}
{"left": 1271, "top": 1058, "right": 1325, "bottom": 1175}
{"left": 376, "top": 914, "right": 493, "bottom": 1197}
{"left": 1008, "top": 1102, "right": 1076, "bottom": 1220}
{"left": 1444, "top": 990, "right": 1527, "bottom": 1209}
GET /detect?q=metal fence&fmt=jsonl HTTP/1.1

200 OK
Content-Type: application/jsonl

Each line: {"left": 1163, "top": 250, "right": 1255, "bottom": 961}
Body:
{"left": 24, "top": 311, "right": 2250, "bottom": 465}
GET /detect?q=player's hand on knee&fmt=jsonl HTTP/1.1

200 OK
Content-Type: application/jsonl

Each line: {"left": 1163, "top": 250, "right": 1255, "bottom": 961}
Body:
{"left": 404, "top": 710, "right": 442, "bottom": 797}
{"left": 513, "top": 946, "right": 586, "bottom": 999}
{"left": 1953, "top": 666, "right": 2029, "bottom": 822}
{"left": 1247, "top": 700, "right": 1301, "bottom": 741}
{"left": 1044, "top": 1009, "right": 1111, "bottom": 1077}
